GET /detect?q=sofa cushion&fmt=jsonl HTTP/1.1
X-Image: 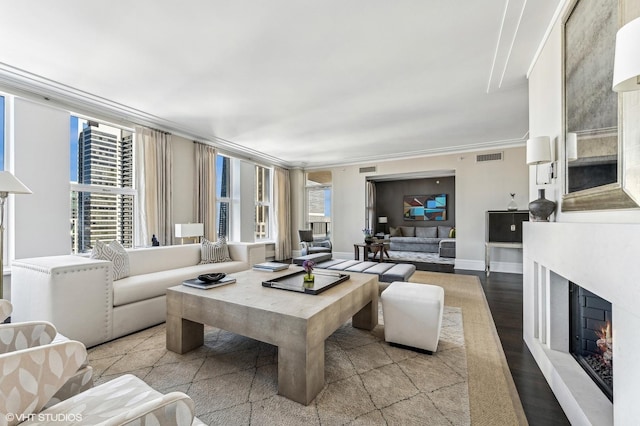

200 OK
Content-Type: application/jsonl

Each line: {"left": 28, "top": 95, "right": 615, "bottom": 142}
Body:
{"left": 113, "top": 261, "right": 247, "bottom": 306}
{"left": 90, "top": 241, "right": 130, "bottom": 280}
{"left": 389, "top": 226, "right": 402, "bottom": 237}
{"left": 437, "top": 226, "right": 453, "bottom": 238}
{"left": 415, "top": 227, "right": 437, "bottom": 238}
{"left": 390, "top": 237, "right": 439, "bottom": 244}
{"left": 200, "top": 237, "right": 232, "bottom": 264}
{"left": 126, "top": 244, "right": 201, "bottom": 276}
{"left": 399, "top": 226, "right": 415, "bottom": 237}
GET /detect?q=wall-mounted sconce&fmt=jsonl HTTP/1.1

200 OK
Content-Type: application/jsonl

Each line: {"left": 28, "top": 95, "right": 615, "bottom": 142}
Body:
{"left": 613, "top": 16, "right": 640, "bottom": 92}
{"left": 526, "top": 136, "right": 555, "bottom": 182}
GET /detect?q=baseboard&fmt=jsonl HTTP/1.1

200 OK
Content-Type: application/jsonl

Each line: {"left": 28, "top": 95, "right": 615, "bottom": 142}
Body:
{"left": 455, "top": 258, "right": 523, "bottom": 274}
{"left": 454, "top": 259, "right": 484, "bottom": 271}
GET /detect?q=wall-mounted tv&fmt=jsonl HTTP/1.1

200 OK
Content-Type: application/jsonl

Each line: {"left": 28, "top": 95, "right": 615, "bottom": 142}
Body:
{"left": 403, "top": 194, "right": 447, "bottom": 221}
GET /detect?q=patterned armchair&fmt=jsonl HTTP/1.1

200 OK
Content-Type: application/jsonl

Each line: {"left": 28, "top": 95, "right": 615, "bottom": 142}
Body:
{"left": 0, "top": 341, "right": 198, "bottom": 426}
{"left": 298, "top": 230, "right": 332, "bottom": 255}
{"left": 0, "top": 298, "right": 12, "bottom": 322}
{"left": 0, "top": 300, "right": 93, "bottom": 407}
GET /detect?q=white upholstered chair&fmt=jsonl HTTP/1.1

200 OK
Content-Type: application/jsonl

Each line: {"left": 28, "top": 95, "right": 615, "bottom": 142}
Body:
{"left": 0, "top": 341, "right": 198, "bottom": 426}
{"left": 0, "top": 299, "right": 93, "bottom": 407}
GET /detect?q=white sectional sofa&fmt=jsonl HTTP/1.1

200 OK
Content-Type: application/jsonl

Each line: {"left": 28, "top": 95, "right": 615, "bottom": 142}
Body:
{"left": 11, "top": 242, "right": 265, "bottom": 348}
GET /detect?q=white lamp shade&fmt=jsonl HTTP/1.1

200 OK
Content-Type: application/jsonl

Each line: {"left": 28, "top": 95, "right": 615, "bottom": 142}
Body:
{"left": 175, "top": 223, "right": 204, "bottom": 238}
{"left": 566, "top": 133, "right": 578, "bottom": 162}
{"left": 526, "top": 136, "right": 552, "bottom": 165}
{"left": 0, "top": 172, "right": 32, "bottom": 194}
{"left": 613, "top": 16, "right": 640, "bottom": 92}
{"left": 378, "top": 216, "right": 388, "bottom": 224}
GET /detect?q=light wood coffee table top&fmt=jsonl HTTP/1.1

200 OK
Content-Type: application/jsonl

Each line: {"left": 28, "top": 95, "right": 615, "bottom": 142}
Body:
{"left": 166, "top": 266, "right": 378, "bottom": 405}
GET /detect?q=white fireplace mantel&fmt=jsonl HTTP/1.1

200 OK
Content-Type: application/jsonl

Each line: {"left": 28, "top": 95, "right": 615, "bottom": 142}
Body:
{"left": 523, "top": 222, "right": 640, "bottom": 425}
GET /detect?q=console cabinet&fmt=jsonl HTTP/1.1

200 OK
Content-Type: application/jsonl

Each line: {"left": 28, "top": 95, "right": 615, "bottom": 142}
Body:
{"left": 486, "top": 210, "right": 529, "bottom": 243}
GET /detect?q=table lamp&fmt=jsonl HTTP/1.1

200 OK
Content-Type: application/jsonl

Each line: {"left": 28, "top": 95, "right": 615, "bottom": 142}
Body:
{"left": 175, "top": 223, "right": 204, "bottom": 244}
{"left": 378, "top": 216, "right": 388, "bottom": 234}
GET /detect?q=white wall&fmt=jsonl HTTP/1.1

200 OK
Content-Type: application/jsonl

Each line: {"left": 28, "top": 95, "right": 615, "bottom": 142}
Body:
{"left": 11, "top": 98, "right": 70, "bottom": 258}
{"left": 307, "top": 146, "right": 529, "bottom": 271}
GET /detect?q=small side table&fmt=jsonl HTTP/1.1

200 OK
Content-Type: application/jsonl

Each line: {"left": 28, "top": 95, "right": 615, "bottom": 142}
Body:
{"left": 354, "top": 242, "right": 387, "bottom": 263}
{"left": 485, "top": 242, "right": 523, "bottom": 276}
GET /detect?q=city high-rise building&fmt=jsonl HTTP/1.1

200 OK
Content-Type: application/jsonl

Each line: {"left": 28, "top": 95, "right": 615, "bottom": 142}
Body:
{"left": 76, "top": 121, "right": 133, "bottom": 252}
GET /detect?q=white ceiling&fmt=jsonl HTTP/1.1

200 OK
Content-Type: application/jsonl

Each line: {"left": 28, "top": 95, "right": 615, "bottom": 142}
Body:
{"left": 0, "top": 0, "right": 560, "bottom": 168}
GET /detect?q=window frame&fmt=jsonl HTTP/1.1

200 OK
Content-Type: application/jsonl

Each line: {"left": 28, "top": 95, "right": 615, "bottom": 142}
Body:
{"left": 305, "top": 171, "right": 332, "bottom": 239}
{"left": 69, "top": 116, "right": 137, "bottom": 253}
{"left": 215, "top": 154, "right": 232, "bottom": 240}
{"left": 254, "top": 164, "right": 272, "bottom": 241}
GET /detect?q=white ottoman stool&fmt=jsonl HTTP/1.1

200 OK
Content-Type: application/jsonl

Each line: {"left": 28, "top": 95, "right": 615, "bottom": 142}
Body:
{"left": 381, "top": 281, "right": 444, "bottom": 354}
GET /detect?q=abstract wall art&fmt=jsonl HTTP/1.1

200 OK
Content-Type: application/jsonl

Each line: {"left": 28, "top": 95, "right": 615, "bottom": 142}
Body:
{"left": 403, "top": 194, "right": 447, "bottom": 221}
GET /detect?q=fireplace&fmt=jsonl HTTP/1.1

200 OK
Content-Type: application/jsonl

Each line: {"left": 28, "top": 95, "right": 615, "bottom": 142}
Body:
{"left": 569, "top": 282, "right": 613, "bottom": 402}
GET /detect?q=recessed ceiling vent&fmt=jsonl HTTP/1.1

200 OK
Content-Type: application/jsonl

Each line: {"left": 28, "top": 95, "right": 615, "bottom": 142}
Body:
{"left": 359, "top": 166, "right": 376, "bottom": 173}
{"left": 476, "top": 152, "right": 503, "bottom": 163}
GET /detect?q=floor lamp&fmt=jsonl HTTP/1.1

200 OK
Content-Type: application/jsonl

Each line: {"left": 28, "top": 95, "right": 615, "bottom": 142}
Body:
{"left": 0, "top": 172, "right": 32, "bottom": 300}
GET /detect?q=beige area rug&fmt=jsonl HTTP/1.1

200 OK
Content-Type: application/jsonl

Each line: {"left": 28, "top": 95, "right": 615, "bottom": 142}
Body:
{"left": 86, "top": 271, "right": 525, "bottom": 425}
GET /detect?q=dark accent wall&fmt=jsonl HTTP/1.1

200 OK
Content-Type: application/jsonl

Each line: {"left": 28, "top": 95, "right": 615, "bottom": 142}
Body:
{"left": 374, "top": 176, "right": 455, "bottom": 232}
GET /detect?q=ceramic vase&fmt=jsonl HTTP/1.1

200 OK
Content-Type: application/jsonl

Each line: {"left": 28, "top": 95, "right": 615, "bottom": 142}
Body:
{"left": 364, "top": 236, "right": 374, "bottom": 244}
{"left": 529, "top": 188, "right": 556, "bottom": 222}
{"left": 507, "top": 193, "right": 518, "bottom": 211}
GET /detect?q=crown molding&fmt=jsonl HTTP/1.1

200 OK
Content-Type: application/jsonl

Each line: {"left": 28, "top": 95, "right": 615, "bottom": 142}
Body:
{"left": 0, "top": 63, "right": 290, "bottom": 168}
{"left": 302, "top": 134, "right": 528, "bottom": 170}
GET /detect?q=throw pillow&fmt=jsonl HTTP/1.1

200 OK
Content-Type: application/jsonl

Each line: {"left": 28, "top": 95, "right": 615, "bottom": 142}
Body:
{"left": 90, "top": 240, "right": 130, "bottom": 281}
{"left": 399, "top": 226, "right": 416, "bottom": 237}
{"left": 415, "top": 227, "right": 437, "bottom": 238}
{"left": 200, "top": 237, "right": 232, "bottom": 264}
{"left": 389, "top": 226, "right": 402, "bottom": 237}
{"left": 449, "top": 227, "right": 456, "bottom": 238}
{"left": 437, "top": 226, "right": 453, "bottom": 238}
{"left": 90, "top": 240, "right": 107, "bottom": 260}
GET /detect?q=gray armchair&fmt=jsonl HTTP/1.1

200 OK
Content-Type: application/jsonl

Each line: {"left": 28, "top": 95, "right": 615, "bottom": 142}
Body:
{"left": 298, "top": 230, "right": 332, "bottom": 255}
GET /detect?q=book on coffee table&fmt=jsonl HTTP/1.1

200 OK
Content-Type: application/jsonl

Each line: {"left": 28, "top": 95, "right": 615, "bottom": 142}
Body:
{"left": 252, "top": 262, "right": 290, "bottom": 272}
{"left": 182, "top": 276, "right": 236, "bottom": 289}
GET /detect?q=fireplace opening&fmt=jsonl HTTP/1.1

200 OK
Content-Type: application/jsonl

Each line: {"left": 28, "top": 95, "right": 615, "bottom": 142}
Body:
{"left": 569, "top": 282, "right": 613, "bottom": 402}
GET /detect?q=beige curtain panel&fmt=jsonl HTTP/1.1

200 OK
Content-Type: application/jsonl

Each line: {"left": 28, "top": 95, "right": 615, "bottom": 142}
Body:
{"left": 194, "top": 142, "right": 217, "bottom": 241}
{"left": 134, "top": 126, "right": 173, "bottom": 247}
{"left": 273, "top": 166, "right": 292, "bottom": 261}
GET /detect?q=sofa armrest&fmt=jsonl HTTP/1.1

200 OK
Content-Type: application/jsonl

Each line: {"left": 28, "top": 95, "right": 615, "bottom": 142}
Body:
{"left": 227, "top": 242, "right": 266, "bottom": 267}
{"left": 11, "top": 256, "right": 113, "bottom": 347}
{"left": 100, "top": 391, "right": 195, "bottom": 426}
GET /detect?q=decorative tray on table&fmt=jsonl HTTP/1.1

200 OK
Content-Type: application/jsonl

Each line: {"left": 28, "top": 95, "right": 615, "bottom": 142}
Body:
{"left": 261, "top": 270, "right": 350, "bottom": 295}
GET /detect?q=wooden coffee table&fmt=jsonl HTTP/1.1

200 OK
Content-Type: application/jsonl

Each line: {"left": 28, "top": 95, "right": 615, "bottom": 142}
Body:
{"left": 166, "top": 267, "right": 378, "bottom": 405}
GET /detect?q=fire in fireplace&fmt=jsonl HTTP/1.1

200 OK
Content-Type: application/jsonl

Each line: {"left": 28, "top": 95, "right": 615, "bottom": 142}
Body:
{"left": 569, "top": 282, "right": 613, "bottom": 402}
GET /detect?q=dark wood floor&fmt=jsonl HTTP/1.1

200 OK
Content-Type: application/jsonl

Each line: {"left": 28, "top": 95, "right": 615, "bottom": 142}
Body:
{"left": 456, "top": 269, "right": 570, "bottom": 426}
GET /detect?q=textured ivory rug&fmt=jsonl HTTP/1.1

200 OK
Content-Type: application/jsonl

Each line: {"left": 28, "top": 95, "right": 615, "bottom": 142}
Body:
{"left": 87, "top": 271, "right": 525, "bottom": 425}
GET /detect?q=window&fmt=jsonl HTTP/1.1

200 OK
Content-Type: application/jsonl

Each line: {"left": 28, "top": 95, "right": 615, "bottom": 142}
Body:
{"left": 70, "top": 117, "right": 135, "bottom": 253}
{"left": 305, "top": 171, "right": 332, "bottom": 238}
{"left": 255, "top": 165, "right": 271, "bottom": 240}
{"left": 216, "top": 154, "right": 231, "bottom": 239}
